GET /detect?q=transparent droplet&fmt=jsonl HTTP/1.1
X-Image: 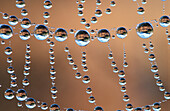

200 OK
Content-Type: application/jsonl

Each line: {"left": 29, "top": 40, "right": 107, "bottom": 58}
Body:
{"left": 85, "top": 23, "right": 90, "bottom": 29}
{"left": 78, "top": 10, "right": 83, "bottom": 16}
{"left": 108, "top": 53, "right": 113, "bottom": 59}
{"left": 0, "top": 24, "right": 13, "bottom": 39}
{"left": 94, "top": 106, "right": 104, "bottom": 111}
{"left": 51, "top": 86, "right": 58, "bottom": 94}
{"left": 164, "top": 92, "right": 170, "bottom": 100}
{"left": 25, "top": 53, "right": 30, "bottom": 59}
{"left": 78, "top": 4, "right": 84, "bottom": 10}
{"left": 134, "top": 107, "right": 142, "bottom": 111}
{"left": 152, "top": 102, "right": 161, "bottom": 111}
{"left": 54, "top": 28, "right": 67, "bottom": 42}
{"left": 113, "top": 67, "right": 119, "bottom": 73}
{"left": 142, "top": 0, "right": 147, "bottom": 4}
{"left": 44, "top": 0, "right": 52, "bottom": 9}
{"left": 17, "top": 102, "right": 23, "bottom": 107}
{"left": 83, "top": 66, "right": 88, "bottom": 72}
{"left": 34, "top": 25, "right": 49, "bottom": 40}
{"left": 8, "top": 15, "right": 18, "bottom": 25}
{"left": 4, "top": 89, "right": 15, "bottom": 100}
{"left": 82, "top": 75, "right": 90, "bottom": 84}
{"left": 126, "top": 104, "right": 133, "bottom": 111}
{"left": 7, "top": 66, "right": 14, "bottom": 74}
{"left": 159, "top": 15, "right": 170, "bottom": 27}
{"left": 156, "top": 79, "right": 163, "bottom": 86}
{"left": 151, "top": 65, "right": 158, "bottom": 73}
{"left": 154, "top": 73, "right": 160, "bottom": 79}
{"left": 123, "top": 95, "right": 130, "bottom": 102}
{"left": 11, "top": 73, "right": 17, "bottom": 80}
{"left": 44, "top": 20, "right": 48, "bottom": 25}
{"left": 66, "top": 108, "right": 74, "bottom": 111}
{"left": 121, "top": 86, "right": 126, "bottom": 92}
{"left": 119, "top": 78, "right": 126, "bottom": 85}
{"left": 19, "top": 29, "right": 30, "bottom": 40}
{"left": 144, "top": 48, "right": 149, "bottom": 53}
{"left": 97, "top": 29, "right": 110, "bottom": 42}
{"left": 159, "top": 85, "right": 165, "bottom": 91}
{"left": 105, "top": 8, "right": 112, "bottom": 14}
{"left": 22, "top": 78, "right": 29, "bottom": 86}
{"left": 5, "top": 47, "right": 12, "bottom": 55}
{"left": 21, "top": 18, "right": 31, "bottom": 28}
{"left": 82, "top": 61, "right": 86, "bottom": 66}
{"left": 7, "top": 57, "right": 13, "bottom": 63}
{"left": 110, "top": 1, "right": 116, "bottom": 7}
{"left": 3, "top": 13, "right": 9, "bottom": 19}
{"left": 16, "top": 89, "right": 27, "bottom": 101}
{"left": 116, "top": 27, "right": 128, "bottom": 39}
{"left": 144, "top": 105, "right": 151, "bottom": 111}
{"left": 50, "top": 104, "right": 60, "bottom": 111}
{"left": 16, "top": 0, "right": 25, "bottom": 8}
{"left": 95, "top": 9, "right": 102, "bottom": 17}
{"left": 1, "top": 40, "right": 5, "bottom": 44}
{"left": 41, "top": 102, "right": 48, "bottom": 110}
{"left": 89, "top": 96, "right": 95, "bottom": 103}
{"left": 86, "top": 87, "right": 92, "bottom": 94}
{"left": 137, "top": 7, "right": 145, "bottom": 15}
{"left": 118, "top": 70, "right": 125, "bottom": 78}
{"left": 80, "top": 18, "right": 86, "bottom": 24}
{"left": 111, "top": 61, "right": 116, "bottom": 67}
{"left": 73, "top": 64, "right": 78, "bottom": 70}
{"left": 67, "top": 54, "right": 72, "bottom": 60}
{"left": 52, "top": 93, "right": 57, "bottom": 99}
{"left": 136, "top": 22, "right": 153, "bottom": 39}
{"left": 96, "top": 0, "right": 101, "bottom": 5}
{"left": 25, "top": 98, "right": 36, "bottom": 109}
{"left": 75, "top": 30, "right": 90, "bottom": 46}
{"left": 21, "top": 9, "right": 28, "bottom": 16}
{"left": 23, "top": 70, "right": 29, "bottom": 76}
{"left": 70, "top": 29, "right": 74, "bottom": 34}
{"left": 11, "top": 80, "right": 17, "bottom": 87}
{"left": 43, "top": 12, "right": 50, "bottom": 18}
{"left": 123, "top": 61, "right": 128, "bottom": 67}
{"left": 50, "top": 68, "right": 56, "bottom": 74}
{"left": 91, "top": 17, "right": 97, "bottom": 24}
{"left": 50, "top": 74, "right": 56, "bottom": 80}
{"left": 82, "top": 57, "right": 86, "bottom": 62}
{"left": 75, "top": 72, "right": 81, "bottom": 79}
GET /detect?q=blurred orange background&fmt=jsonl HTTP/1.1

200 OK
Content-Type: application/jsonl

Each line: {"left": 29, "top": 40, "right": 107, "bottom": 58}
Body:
{"left": 0, "top": 0, "right": 170, "bottom": 110}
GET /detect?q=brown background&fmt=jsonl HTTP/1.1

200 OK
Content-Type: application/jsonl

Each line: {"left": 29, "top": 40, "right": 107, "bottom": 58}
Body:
{"left": 0, "top": 0, "right": 170, "bottom": 110}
